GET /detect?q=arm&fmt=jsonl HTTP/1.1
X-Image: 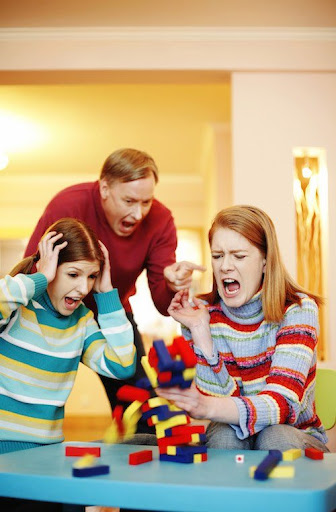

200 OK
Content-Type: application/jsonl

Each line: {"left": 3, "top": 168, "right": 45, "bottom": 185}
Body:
{"left": 81, "top": 243, "right": 136, "bottom": 379}
{"left": 0, "top": 273, "right": 47, "bottom": 329}
{"left": 169, "top": 290, "right": 241, "bottom": 395}
{"left": 81, "top": 291, "right": 136, "bottom": 379}
{"left": 229, "top": 297, "right": 320, "bottom": 439}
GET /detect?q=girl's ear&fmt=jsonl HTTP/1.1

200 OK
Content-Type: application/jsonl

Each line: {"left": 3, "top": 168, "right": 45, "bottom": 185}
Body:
{"left": 262, "top": 258, "right": 266, "bottom": 273}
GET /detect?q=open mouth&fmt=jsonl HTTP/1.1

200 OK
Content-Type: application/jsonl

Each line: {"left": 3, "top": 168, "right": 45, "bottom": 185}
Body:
{"left": 121, "top": 220, "right": 136, "bottom": 231}
{"left": 223, "top": 278, "right": 240, "bottom": 296}
{"left": 64, "top": 297, "right": 81, "bottom": 310}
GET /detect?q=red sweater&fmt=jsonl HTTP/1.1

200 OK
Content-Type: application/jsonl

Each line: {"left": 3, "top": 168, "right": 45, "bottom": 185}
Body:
{"left": 24, "top": 181, "right": 177, "bottom": 315}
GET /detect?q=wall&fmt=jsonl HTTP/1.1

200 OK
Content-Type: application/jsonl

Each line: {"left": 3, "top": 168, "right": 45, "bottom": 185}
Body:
{"left": 232, "top": 72, "right": 336, "bottom": 364}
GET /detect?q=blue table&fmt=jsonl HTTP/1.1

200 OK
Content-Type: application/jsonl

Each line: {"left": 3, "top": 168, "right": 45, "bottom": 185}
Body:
{"left": 0, "top": 442, "right": 336, "bottom": 511}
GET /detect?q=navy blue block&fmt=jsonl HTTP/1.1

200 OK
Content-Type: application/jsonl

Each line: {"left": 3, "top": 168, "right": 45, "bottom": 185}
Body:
{"left": 135, "top": 377, "right": 152, "bottom": 390}
{"left": 153, "top": 339, "right": 175, "bottom": 371}
{"left": 254, "top": 451, "right": 282, "bottom": 481}
{"left": 172, "top": 445, "right": 207, "bottom": 455}
{"left": 160, "top": 453, "right": 194, "bottom": 464}
{"left": 72, "top": 464, "right": 110, "bottom": 478}
{"left": 142, "top": 405, "right": 170, "bottom": 420}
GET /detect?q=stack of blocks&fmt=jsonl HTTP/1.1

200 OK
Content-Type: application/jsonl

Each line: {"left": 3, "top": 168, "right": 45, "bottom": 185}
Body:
{"left": 104, "top": 336, "right": 207, "bottom": 464}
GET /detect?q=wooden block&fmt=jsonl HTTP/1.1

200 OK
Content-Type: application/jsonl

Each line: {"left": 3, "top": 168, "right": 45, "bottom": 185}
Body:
{"left": 283, "top": 448, "right": 302, "bottom": 461}
{"left": 65, "top": 445, "right": 101, "bottom": 457}
{"left": 305, "top": 447, "right": 324, "bottom": 460}
{"left": 249, "top": 465, "right": 295, "bottom": 479}
{"left": 254, "top": 451, "right": 282, "bottom": 480}
{"left": 129, "top": 450, "right": 153, "bottom": 465}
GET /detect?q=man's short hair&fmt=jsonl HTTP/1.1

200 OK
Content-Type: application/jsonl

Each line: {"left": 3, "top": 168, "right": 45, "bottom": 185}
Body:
{"left": 100, "top": 148, "right": 159, "bottom": 185}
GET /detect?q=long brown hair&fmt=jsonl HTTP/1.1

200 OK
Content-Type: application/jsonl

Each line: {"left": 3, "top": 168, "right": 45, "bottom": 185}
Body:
{"left": 10, "top": 218, "right": 104, "bottom": 277}
{"left": 199, "top": 205, "right": 322, "bottom": 322}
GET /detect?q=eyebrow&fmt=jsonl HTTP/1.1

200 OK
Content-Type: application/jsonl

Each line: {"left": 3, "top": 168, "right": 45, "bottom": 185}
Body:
{"left": 211, "top": 249, "right": 249, "bottom": 254}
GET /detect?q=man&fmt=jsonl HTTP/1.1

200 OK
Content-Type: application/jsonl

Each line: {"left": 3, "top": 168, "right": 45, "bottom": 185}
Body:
{"left": 25, "top": 148, "right": 205, "bottom": 432}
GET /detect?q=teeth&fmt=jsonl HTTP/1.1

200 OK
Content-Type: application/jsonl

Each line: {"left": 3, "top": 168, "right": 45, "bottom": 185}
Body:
{"left": 224, "top": 279, "right": 235, "bottom": 283}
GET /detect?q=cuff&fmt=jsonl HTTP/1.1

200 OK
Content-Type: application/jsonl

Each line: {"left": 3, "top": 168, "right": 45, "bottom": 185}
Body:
{"left": 94, "top": 289, "right": 122, "bottom": 313}
{"left": 28, "top": 273, "right": 48, "bottom": 299}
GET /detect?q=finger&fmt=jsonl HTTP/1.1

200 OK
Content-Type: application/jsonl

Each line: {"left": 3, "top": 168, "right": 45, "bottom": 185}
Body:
{"left": 179, "top": 261, "right": 207, "bottom": 273}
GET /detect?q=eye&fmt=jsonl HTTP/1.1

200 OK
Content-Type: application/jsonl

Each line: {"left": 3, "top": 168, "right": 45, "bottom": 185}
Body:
{"left": 211, "top": 254, "right": 222, "bottom": 260}
{"left": 68, "top": 272, "right": 78, "bottom": 278}
{"left": 89, "top": 274, "right": 98, "bottom": 280}
{"left": 234, "top": 254, "right": 246, "bottom": 260}
{"left": 124, "top": 199, "right": 133, "bottom": 204}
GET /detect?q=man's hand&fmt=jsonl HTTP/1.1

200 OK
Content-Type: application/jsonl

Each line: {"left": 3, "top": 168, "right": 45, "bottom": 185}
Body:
{"left": 163, "top": 261, "right": 206, "bottom": 292}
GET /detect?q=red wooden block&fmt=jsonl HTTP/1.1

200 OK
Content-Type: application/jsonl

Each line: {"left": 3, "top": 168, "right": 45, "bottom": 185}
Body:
{"left": 129, "top": 449, "right": 153, "bottom": 465}
{"left": 116, "top": 385, "right": 151, "bottom": 403}
{"left": 158, "top": 371, "right": 172, "bottom": 384}
{"left": 173, "top": 336, "right": 197, "bottom": 368}
{"left": 157, "top": 433, "right": 197, "bottom": 447}
{"left": 112, "top": 405, "right": 125, "bottom": 436}
{"left": 148, "top": 347, "right": 159, "bottom": 369}
{"left": 65, "top": 445, "right": 101, "bottom": 457}
{"left": 305, "top": 447, "right": 324, "bottom": 460}
{"left": 167, "top": 343, "right": 178, "bottom": 358}
{"left": 170, "top": 425, "right": 206, "bottom": 436}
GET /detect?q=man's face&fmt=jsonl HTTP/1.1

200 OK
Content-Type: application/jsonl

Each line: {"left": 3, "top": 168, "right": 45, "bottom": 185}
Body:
{"left": 99, "top": 175, "right": 155, "bottom": 237}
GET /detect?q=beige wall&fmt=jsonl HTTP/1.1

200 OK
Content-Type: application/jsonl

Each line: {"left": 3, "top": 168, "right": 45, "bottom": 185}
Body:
{"left": 232, "top": 72, "right": 336, "bottom": 364}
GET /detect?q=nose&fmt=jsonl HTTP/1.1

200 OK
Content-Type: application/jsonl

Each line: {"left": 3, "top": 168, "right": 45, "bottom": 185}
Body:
{"left": 220, "top": 254, "right": 234, "bottom": 272}
{"left": 77, "top": 277, "right": 89, "bottom": 296}
{"left": 131, "top": 203, "right": 143, "bottom": 221}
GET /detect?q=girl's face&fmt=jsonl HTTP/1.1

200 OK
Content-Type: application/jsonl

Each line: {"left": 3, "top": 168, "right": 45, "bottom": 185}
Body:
{"left": 211, "top": 227, "right": 266, "bottom": 308}
{"left": 47, "top": 260, "right": 100, "bottom": 316}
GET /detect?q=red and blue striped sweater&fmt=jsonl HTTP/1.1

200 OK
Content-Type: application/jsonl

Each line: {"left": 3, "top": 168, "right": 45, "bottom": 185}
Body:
{"left": 183, "top": 290, "right": 327, "bottom": 443}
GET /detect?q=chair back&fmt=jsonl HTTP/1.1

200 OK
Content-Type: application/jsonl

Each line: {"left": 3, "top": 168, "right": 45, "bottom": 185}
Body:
{"left": 315, "top": 368, "right": 336, "bottom": 430}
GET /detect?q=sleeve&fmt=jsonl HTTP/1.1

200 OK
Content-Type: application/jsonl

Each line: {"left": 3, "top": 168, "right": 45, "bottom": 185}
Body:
{"left": 0, "top": 273, "right": 47, "bottom": 329}
{"left": 230, "top": 298, "right": 319, "bottom": 439}
{"left": 146, "top": 211, "right": 177, "bottom": 316}
{"left": 81, "top": 289, "right": 136, "bottom": 380}
{"left": 182, "top": 325, "right": 240, "bottom": 398}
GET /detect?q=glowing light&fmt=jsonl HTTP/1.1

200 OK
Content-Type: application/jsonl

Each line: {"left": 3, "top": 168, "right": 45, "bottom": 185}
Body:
{"left": 302, "top": 165, "right": 313, "bottom": 179}
{"left": 0, "top": 111, "right": 45, "bottom": 153}
{"left": 0, "top": 153, "right": 9, "bottom": 171}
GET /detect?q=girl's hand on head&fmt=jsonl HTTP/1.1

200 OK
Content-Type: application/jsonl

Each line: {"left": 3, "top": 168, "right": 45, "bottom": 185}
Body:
{"left": 36, "top": 232, "right": 68, "bottom": 283}
{"left": 93, "top": 241, "right": 113, "bottom": 293}
{"left": 168, "top": 289, "right": 210, "bottom": 330}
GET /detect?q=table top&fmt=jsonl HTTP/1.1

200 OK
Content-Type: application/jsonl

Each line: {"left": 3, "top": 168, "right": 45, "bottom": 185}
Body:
{"left": 1, "top": 442, "right": 336, "bottom": 512}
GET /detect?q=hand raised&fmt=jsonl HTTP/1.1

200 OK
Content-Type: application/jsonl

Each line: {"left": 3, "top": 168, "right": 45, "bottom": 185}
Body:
{"left": 93, "top": 241, "right": 113, "bottom": 293}
{"left": 168, "top": 289, "right": 210, "bottom": 330}
{"left": 164, "top": 260, "right": 206, "bottom": 292}
{"left": 36, "top": 232, "right": 67, "bottom": 283}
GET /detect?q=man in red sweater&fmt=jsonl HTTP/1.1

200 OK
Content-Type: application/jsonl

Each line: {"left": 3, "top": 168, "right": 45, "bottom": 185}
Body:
{"left": 25, "top": 148, "right": 204, "bottom": 433}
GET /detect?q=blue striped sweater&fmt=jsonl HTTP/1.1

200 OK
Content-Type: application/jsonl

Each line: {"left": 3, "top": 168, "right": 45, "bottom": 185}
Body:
{"left": 183, "top": 291, "right": 327, "bottom": 444}
{"left": 0, "top": 272, "right": 136, "bottom": 444}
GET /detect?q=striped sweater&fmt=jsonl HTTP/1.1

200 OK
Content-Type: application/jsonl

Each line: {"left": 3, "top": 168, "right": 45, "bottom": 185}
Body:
{"left": 0, "top": 272, "right": 136, "bottom": 444}
{"left": 182, "top": 291, "right": 327, "bottom": 444}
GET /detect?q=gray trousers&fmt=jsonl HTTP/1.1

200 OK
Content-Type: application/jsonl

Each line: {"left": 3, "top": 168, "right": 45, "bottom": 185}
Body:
{"left": 206, "top": 422, "right": 329, "bottom": 452}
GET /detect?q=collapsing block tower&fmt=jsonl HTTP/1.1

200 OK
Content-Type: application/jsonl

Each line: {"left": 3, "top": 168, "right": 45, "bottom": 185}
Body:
{"left": 104, "top": 336, "right": 207, "bottom": 464}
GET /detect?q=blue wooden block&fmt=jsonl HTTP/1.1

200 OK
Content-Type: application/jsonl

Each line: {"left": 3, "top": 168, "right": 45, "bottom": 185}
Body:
{"left": 254, "top": 451, "right": 282, "bottom": 481}
{"left": 72, "top": 464, "right": 110, "bottom": 478}
{"left": 135, "top": 377, "right": 152, "bottom": 389}
{"left": 153, "top": 339, "right": 175, "bottom": 371}
{"left": 142, "top": 405, "right": 170, "bottom": 420}
{"left": 172, "top": 445, "right": 207, "bottom": 455}
{"left": 160, "top": 453, "right": 194, "bottom": 464}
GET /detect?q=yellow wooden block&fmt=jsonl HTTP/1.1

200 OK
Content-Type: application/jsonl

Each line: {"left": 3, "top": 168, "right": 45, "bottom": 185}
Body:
{"left": 249, "top": 465, "right": 295, "bottom": 478}
{"left": 147, "top": 397, "right": 170, "bottom": 408}
{"left": 155, "top": 414, "right": 189, "bottom": 436}
{"left": 167, "top": 446, "right": 177, "bottom": 455}
{"left": 183, "top": 368, "right": 196, "bottom": 381}
{"left": 194, "top": 454, "right": 203, "bottom": 463}
{"left": 191, "top": 433, "right": 202, "bottom": 443}
{"left": 73, "top": 454, "right": 96, "bottom": 469}
{"left": 103, "top": 419, "right": 122, "bottom": 444}
{"left": 141, "top": 356, "right": 158, "bottom": 388}
{"left": 282, "top": 449, "right": 302, "bottom": 461}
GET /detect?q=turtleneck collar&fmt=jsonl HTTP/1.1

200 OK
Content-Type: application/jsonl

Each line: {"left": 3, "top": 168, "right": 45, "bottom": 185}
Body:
{"left": 219, "top": 289, "right": 264, "bottom": 325}
{"left": 37, "top": 291, "right": 64, "bottom": 318}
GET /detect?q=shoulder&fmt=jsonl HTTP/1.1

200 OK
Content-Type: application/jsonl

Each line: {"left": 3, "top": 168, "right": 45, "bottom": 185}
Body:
{"left": 48, "top": 181, "right": 98, "bottom": 206}
{"left": 281, "top": 294, "right": 319, "bottom": 330}
{"left": 149, "top": 199, "right": 174, "bottom": 220}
